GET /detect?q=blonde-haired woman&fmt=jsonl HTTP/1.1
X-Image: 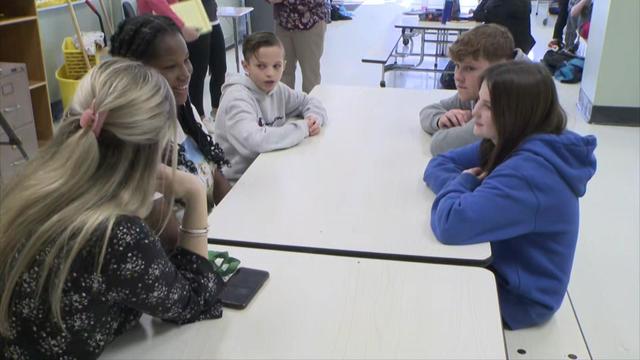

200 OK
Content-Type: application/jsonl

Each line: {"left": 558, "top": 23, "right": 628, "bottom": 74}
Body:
{"left": 0, "top": 58, "right": 223, "bottom": 359}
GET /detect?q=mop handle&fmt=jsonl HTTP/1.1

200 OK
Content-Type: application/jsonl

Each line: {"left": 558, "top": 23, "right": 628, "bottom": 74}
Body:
{"left": 97, "top": 0, "right": 114, "bottom": 35}
{"left": 66, "top": 0, "right": 92, "bottom": 71}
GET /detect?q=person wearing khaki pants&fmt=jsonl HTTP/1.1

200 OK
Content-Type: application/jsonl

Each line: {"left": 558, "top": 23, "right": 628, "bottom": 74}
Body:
{"left": 268, "top": 0, "right": 330, "bottom": 93}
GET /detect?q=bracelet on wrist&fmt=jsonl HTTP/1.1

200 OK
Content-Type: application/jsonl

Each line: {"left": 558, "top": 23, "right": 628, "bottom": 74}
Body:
{"left": 179, "top": 226, "right": 208, "bottom": 235}
{"left": 179, "top": 232, "right": 209, "bottom": 238}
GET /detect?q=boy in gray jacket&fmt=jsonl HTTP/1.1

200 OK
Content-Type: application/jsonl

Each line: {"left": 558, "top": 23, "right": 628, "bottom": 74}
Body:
{"left": 215, "top": 32, "right": 328, "bottom": 183}
{"left": 420, "top": 24, "right": 529, "bottom": 156}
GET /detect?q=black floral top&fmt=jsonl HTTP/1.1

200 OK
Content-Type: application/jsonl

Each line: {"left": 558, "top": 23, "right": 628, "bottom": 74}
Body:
{"left": 274, "top": 0, "right": 331, "bottom": 31}
{"left": 0, "top": 216, "right": 223, "bottom": 360}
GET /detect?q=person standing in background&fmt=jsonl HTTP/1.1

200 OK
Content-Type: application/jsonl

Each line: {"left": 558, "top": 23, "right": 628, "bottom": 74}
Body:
{"left": 472, "top": 0, "right": 536, "bottom": 54}
{"left": 564, "top": 0, "right": 593, "bottom": 53}
{"left": 267, "top": 0, "right": 330, "bottom": 93}
{"left": 187, "top": 0, "right": 228, "bottom": 132}
{"left": 548, "top": 0, "right": 570, "bottom": 49}
{"left": 137, "top": 0, "right": 200, "bottom": 42}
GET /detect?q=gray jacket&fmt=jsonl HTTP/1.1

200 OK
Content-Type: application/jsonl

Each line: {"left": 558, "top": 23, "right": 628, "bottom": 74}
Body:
{"left": 214, "top": 74, "right": 327, "bottom": 183}
{"left": 419, "top": 94, "right": 477, "bottom": 156}
{"left": 419, "top": 48, "right": 530, "bottom": 156}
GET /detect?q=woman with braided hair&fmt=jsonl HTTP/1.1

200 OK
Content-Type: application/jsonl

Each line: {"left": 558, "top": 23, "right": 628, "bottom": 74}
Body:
{"left": 111, "top": 15, "right": 231, "bottom": 198}
{"left": 111, "top": 15, "right": 232, "bottom": 250}
{"left": 137, "top": 0, "right": 227, "bottom": 132}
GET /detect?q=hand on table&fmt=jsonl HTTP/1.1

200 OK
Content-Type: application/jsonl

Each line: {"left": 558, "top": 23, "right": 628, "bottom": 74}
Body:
{"left": 306, "top": 115, "right": 321, "bottom": 136}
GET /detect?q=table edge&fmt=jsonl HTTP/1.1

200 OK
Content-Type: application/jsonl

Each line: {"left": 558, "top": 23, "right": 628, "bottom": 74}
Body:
{"left": 208, "top": 237, "right": 493, "bottom": 267}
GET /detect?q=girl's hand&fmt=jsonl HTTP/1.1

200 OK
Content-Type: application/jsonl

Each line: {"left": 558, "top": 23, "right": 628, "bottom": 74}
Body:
{"left": 463, "top": 167, "right": 488, "bottom": 180}
{"left": 157, "top": 164, "right": 209, "bottom": 257}
{"left": 156, "top": 164, "right": 206, "bottom": 202}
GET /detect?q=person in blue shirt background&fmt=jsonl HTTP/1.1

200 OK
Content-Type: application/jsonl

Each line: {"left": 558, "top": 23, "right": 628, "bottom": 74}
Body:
{"left": 423, "top": 62, "right": 597, "bottom": 330}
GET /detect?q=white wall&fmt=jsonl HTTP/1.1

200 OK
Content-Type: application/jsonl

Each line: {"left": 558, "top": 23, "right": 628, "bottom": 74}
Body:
{"left": 582, "top": 0, "right": 640, "bottom": 107}
{"left": 580, "top": 0, "right": 607, "bottom": 103}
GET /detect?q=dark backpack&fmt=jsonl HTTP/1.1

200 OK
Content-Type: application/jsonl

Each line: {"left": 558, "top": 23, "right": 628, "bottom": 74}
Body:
{"left": 554, "top": 58, "right": 585, "bottom": 83}
{"left": 542, "top": 49, "right": 581, "bottom": 73}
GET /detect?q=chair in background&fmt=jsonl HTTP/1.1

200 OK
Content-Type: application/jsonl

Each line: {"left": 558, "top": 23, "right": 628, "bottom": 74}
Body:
{"left": 122, "top": 0, "right": 136, "bottom": 19}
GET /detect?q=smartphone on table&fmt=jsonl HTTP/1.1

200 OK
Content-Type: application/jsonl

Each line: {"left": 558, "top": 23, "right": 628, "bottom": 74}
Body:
{"left": 220, "top": 267, "right": 269, "bottom": 309}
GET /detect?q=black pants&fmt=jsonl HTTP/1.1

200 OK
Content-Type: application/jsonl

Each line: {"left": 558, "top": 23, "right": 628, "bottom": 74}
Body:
{"left": 552, "top": 0, "right": 570, "bottom": 43}
{"left": 187, "top": 23, "right": 227, "bottom": 116}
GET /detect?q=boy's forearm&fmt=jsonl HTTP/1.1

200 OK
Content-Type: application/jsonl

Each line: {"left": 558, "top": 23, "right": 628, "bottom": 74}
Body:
{"left": 420, "top": 104, "right": 445, "bottom": 134}
{"left": 240, "top": 120, "right": 309, "bottom": 153}
{"left": 302, "top": 98, "right": 328, "bottom": 125}
{"left": 430, "top": 121, "right": 480, "bottom": 156}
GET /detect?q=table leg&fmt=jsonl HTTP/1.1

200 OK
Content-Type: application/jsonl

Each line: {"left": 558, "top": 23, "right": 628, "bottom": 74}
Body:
{"left": 233, "top": 17, "right": 240, "bottom": 72}
{"left": 443, "top": 30, "right": 449, "bottom": 56}
{"left": 245, "top": 13, "right": 252, "bottom": 35}
{"left": 435, "top": 30, "right": 441, "bottom": 69}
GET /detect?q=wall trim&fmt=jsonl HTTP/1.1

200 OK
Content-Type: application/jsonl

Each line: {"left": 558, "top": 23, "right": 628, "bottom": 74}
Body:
{"left": 578, "top": 88, "right": 640, "bottom": 127}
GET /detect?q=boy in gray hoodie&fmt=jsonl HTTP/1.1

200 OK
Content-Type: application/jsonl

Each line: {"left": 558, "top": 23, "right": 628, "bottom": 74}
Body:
{"left": 420, "top": 24, "right": 530, "bottom": 156}
{"left": 214, "top": 32, "right": 328, "bottom": 183}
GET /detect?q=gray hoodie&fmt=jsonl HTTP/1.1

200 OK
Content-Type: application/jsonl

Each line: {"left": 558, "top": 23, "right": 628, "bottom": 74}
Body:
{"left": 214, "top": 74, "right": 328, "bottom": 183}
{"left": 419, "top": 48, "right": 531, "bottom": 156}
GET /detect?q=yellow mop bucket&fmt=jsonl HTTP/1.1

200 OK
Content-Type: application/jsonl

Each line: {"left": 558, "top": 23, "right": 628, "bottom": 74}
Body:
{"left": 55, "top": 64, "right": 82, "bottom": 111}
{"left": 62, "top": 37, "right": 100, "bottom": 79}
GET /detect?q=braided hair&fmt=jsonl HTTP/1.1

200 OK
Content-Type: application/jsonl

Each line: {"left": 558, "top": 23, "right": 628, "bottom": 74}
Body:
{"left": 179, "top": 98, "right": 229, "bottom": 169}
{"left": 111, "top": 15, "right": 229, "bottom": 169}
{"left": 110, "top": 15, "right": 178, "bottom": 62}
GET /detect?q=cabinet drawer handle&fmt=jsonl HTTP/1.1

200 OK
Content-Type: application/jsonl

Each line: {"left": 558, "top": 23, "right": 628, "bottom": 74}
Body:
{"left": 3, "top": 105, "right": 22, "bottom": 113}
{"left": 11, "top": 159, "right": 27, "bottom": 167}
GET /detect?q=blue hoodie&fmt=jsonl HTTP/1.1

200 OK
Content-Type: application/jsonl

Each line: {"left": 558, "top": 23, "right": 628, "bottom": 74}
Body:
{"left": 423, "top": 130, "right": 597, "bottom": 330}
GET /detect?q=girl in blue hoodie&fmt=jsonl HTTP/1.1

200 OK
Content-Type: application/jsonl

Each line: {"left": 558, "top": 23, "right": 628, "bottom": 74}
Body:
{"left": 424, "top": 62, "right": 597, "bottom": 330}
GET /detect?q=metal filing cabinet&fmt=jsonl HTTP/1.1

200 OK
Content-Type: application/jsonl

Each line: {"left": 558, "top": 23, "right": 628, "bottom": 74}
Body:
{"left": 0, "top": 62, "right": 39, "bottom": 183}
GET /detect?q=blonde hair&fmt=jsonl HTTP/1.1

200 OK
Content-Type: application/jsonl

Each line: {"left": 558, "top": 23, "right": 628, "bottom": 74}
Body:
{"left": 0, "top": 58, "right": 177, "bottom": 335}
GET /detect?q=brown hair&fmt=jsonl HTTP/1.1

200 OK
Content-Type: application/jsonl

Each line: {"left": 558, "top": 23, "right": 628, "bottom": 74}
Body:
{"left": 449, "top": 24, "right": 515, "bottom": 63}
{"left": 479, "top": 62, "right": 567, "bottom": 173}
{"left": 242, "top": 31, "right": 283, "bottom": 62}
